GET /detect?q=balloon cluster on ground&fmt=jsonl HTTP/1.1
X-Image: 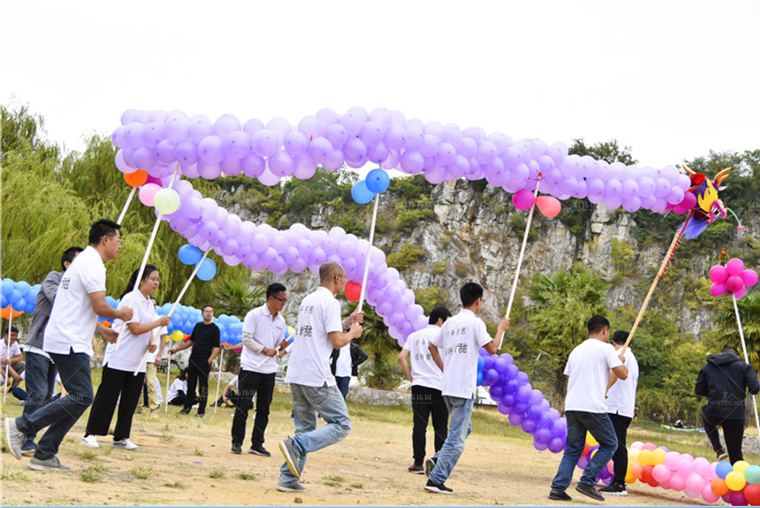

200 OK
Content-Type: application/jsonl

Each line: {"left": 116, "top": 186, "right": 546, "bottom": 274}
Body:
{"left": 577, "top": 432, "right": 615, "bottom": 485}
{"left": 477, "top": 350, "right": 567, "bottom": 453}
{"left": 710, "top": 258, "right": 758, "bottom": 299}
{"left": 0, "top": 279, "right": 41, "bottom": 317}
{"left": 113, "top": 107, "right": 695, "bottom": 213}
{"left": 627, "top": 441, "right": 760, "bottom": 505}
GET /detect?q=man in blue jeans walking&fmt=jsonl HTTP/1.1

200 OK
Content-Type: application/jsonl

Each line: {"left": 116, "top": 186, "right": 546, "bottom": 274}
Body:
{"left": 277, "top": 261, "right": 363, "bottom": 492}
{"left": 549, "top": 315, "right": 628, "bottom": 502}
{"left": 4, "top": 220, "right": 131, "bottom": 471}
{"left": 424, "top": 282, "right": 510, "bottom": 494}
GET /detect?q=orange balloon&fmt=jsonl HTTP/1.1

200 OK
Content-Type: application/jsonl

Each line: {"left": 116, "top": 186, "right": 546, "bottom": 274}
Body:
{"left": 631, "top": 463, "right": 643, "bottom": 480}
{"left": 124, "top": 169, "right": 148, "bottom": 187}
{"left": 536, "top": 196, "right": 562, "bottom": 218}
{"left": 711, "top": 478, "right": 729, "bottom": 496}
{"left": 1, "top": 306, "right": 24, "bottom": 319}
{"left": 100, "top": 320, "right": 112, "bottom": 328}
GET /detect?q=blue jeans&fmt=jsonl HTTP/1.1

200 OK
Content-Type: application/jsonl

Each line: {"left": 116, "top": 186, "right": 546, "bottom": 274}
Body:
{"left": 551, "top": 411, "right": 618, "bottom": 490}
{"left": 278, "top": 383, "right": 351, "bottom": 486}
{"left": 21, "top": 352, "right": 58, "bottom": 438}
{"left": 16, "top": 350, "right": 93, "bottom": 461}
{"left": 335, "top": 376, "right": 350, "bottom": 400}
{"left": 428, "top": 395, "right": 473, "bottom": 485}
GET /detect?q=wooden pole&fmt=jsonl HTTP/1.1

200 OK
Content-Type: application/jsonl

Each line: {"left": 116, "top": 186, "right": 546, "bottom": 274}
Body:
{"left": 732, "top": 295, "right": 760, "bottom": 439}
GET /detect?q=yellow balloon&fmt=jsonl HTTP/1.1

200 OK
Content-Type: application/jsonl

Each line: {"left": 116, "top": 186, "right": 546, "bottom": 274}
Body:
{"left": 734, "top": 461, "right": 750, "bottom": 474}
{"left": 625, "top": 472, "right": 636, "bottom": 484}
{"left": 586, "top": 432, "right": 599, "bottom": 447}
{"left": 726, "top": 471, "right": 747, "bottom": 491}
{"left": 171, "top": 330, "right": 184, "bottom": 342}
{"left": 629, "top": 448, "right": 640, "bottom": 463}
{"left": 638, "top": 449, "right": 652, "bottom": 466}
{"left": 651, "top": 449, "right": 666, "bottom": 466}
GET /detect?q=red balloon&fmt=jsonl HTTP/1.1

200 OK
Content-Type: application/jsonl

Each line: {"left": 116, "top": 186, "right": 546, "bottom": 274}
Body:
{"left": 745, "top": 484, "right": 760, "bottom": 506}
{"left": 345, "top": 281, "right": 362, "bottom": 302}
{"left": 641, "top": 465, "right": 655, "bottom": 484}
{"left": 536, "top": 196, "right": 561, "bottom": 218}
{"left": 582, "top": 443, "right": 590, "bottom": 456}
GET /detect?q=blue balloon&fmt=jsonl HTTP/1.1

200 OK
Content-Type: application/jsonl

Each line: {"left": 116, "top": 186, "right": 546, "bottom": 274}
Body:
{"left": 476, "top": 371, "right": 484, "bottom": 386}
{"left": 9, "top": 290, "right": 22, "bottom": 306}
{"left": 196, "top": 258, "right": 217, "bottom": 281}
{"left": 1, "top": 279, "right": 14, "bottom": 297}
{"left": 351, "top": 180, "right": 375, "bottom": 204}
{"left": 178, "top": 244, "right": 202, "bottom": 265}
{"left": 24, "top": 298, "right": 35, "bottom": 314}
{"left": 15, "top": 281, "right": 31, "bottom": 296}
{"left": 477, "top": 355, "right": 485, "bottom": 371}
{"left": 1, "top": 294, "right": 7, "bottom": 309}
{"left": 716, "top": 460, "right": 733, "bottom": 479}
{"left": 13, "top": 297, "right": 26, "bottom": 313}
{"left": 366, "top": 168, "right": 390, "bottom": 193}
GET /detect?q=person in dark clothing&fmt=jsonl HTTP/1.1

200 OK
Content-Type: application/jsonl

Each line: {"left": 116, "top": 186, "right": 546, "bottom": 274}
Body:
{"left": 169, "top": 305, "right": 220, "bottom": 417}
{"left": 350, "top": 342, "right": 368, "bottom": 377}
{"left": 695, "top": 346, "right": 760, "bottom": 464}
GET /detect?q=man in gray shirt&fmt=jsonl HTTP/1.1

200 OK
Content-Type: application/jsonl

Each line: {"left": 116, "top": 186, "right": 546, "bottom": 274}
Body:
{"left": 19, "top": 247, "right": 82, "bottom": 456}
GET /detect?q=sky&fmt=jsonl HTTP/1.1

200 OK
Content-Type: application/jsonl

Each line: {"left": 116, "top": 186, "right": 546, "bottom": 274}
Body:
{"left": 2, "top": 1, "right": 759, "bottom": 170}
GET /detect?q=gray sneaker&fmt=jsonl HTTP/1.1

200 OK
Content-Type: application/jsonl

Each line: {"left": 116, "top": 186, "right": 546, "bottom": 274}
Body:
{"left": 277, "top": 482, "right": 305, "bottom": 492}
{"left": 279, "top": 438, "right": 302, "bottom": 478}
{"left": 27, "top": 455, "right": 71, "bottom": 471}
{"left": 4, "top": 418, "right": 25, "bottom": 460}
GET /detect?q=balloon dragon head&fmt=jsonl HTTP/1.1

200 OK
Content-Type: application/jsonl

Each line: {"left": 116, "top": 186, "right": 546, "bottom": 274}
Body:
{"left": 679, "top": 165, "right": 742, "bottom": 238}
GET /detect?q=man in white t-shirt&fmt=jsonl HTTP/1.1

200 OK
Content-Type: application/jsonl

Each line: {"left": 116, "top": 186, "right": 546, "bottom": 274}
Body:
{"left": 549, "top": 315, "right": 628, "bottom": 502}
{"left": 1, "top": 327, "right": 24, "bottom": 387}
{"left": 599, "top": 330, "right": 639, "bottom": 496}
{"left": 398, "top": 306, "right": 452, "bottom": 474}
{"left": 425, "top": 283, "right": 510, "bottom": 495}
{"left": 231, "top": 283, "right": 289, "bottom": 457}
{"left": 277, "top": 262, "right": 363, "bottom": 493}
{"left": 5, "top": 219, "right": 132, "bottom": 471}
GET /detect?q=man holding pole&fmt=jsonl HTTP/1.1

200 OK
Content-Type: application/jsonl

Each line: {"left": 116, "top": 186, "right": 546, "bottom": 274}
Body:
{"left": 4, "top": 219, "right": 130, "bottom": 471}
{"left": 169, "top": 305, "right": 220, "bottom": 418}
{"left": 230, "top": 283, "right": 289, "bottom": 456}
{"left": 695, "top": 346, "right": 760, "bottom": 464}
{"left": 277, "top": 262, "right": 363, "bottom": 493}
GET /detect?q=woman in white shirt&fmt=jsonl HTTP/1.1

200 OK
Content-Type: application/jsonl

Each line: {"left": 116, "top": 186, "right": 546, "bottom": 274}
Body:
{"left": 80, "top": 265, "right": 171, "bottom": 450}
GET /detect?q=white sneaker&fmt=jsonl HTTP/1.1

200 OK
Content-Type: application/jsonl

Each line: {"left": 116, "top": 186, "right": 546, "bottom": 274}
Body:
{"left": 113, "top": 438, "right": 138, "bottom": 450}
{"left": 80, "top": 435, "right": 100, "bottom": 448}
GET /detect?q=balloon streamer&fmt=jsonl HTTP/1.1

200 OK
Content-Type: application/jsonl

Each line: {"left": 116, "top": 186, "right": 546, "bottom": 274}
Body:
{"left": 733, "top": 295, "right": 760, "bottom": 439}
{"left": 115, "top": 164, "right": 180, "bottom": 351}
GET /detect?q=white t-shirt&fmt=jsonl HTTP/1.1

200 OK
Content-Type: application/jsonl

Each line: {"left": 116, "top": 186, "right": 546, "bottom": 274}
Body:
{"left": 44, "top": 246, "right": 107, "bottom": 356}
{"left": 241, "top": 304, "right": 286, "bottom": 374}
{"left": 430, "top": 309, "right": 492, "bottom": 399}
{"left": 1, "top": 341, "right": 21, "bottom": 362}
{"left": 146, "top": 326, "right": 168, "bottom": 363}
{"left": 403, "top": 325, "right": 444, "bottom": 391}
{"left": 103, "top": 290, "right": 156, "bottom": 373}
{"left": 606, "top": 347, "right": 639, "bottom": 418}
{"left": 564, "top": 338, "right": 624, "bottom": 413}
{"left": 285, "top": 287, "right": 343, "bottom": 387}
{"left": 335, "top": 345, "right": 351, "bottom": 377}
{"left": 168, "top": 378, "right": 187, "bottom": 401}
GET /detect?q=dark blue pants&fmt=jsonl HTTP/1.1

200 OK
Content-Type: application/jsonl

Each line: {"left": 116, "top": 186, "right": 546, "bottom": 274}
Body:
{"left": 551, "top": 411, "right": 617, "bottom": 491}
{"left": 335, "top": 376, "right": 350, "bottom": 400}
{"left": 16, "top": 350, "right": 93, "bottom": 461}
{"left": 20, "top": 352, "right": 58, "bottom": 438}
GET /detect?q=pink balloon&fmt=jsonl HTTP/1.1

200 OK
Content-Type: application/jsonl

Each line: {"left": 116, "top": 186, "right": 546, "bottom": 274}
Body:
{"left": 512, "top": 189, "right": 536, "bottom": 210}
{"left": 742, "top": 269, "right": 758, "bottom": 287}
{"left": 653, "top": 464, "right": 673, "bottom": 483}
{"left": 680, "top": 191, "right": 697, "bottom": 210}
{"left": 726, "top": 275, "right": 745, "bottom": 293}
{"left": 686, "top": 473, "right": 705, "bottom": 493}
{"left": 701, "top": 483, "right": 720, "bottom": 503}
{"left": 734, "top": 286, "right": 747, "bottom": 299}
{"left": 663, "top": 451, "right": 682, "bottom": 470}
{"left": 711, "top": 282, "right": 728, "bottom": 297}
{"left": 727, "top": 258, "right": 746, "bottom": 276}
{"left": 710, "top": 265, "right": 729, "bottom": 284}
{"left": 138, "top": 183, "right": 161, "bottom": 207}
{"left": 693, "top": 457, "right": 711, "bottom": 478}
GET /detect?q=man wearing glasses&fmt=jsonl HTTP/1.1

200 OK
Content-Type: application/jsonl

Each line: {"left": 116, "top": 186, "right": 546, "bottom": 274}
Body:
{"left": 277, "top": 262, "right": 363, "bottom": 492}
{"left": 5, "top": 220, "right": 131, "bottom": 471}
{"left": 170, "top": 305, "right": 220, "bottom": 418}
{"left": 230, "top": 283, "right": 290, "bottom": 456}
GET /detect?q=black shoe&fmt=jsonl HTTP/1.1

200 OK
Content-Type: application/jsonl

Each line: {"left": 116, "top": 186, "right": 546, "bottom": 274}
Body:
{"left": 598, "top": 483, "right": 627, "bottom": 496}
{"left": 548, "top": 489, "right": 572, "bottom": 501}
{"left": 575, "top": 483, "right": 604, "bottom": 501}
{"left": 425, "top": 479, "right": 453, "bottom": 494}
{"left": 195, "top": 413, "right": 205, "bottom": 418}
{"left": 408, "top": 464, "right": 424, "bottom": 474}
{"left": 178, "top": 407, "right": 191, "bottom": 415}
{"left": 248, "top": 444, "right": 271, "bottom": 457}
{"left": 231, "top": 444, "right": 242, "bottom": 455}
{"left": 425, "top": 457, "right": 437, "bottom": 477}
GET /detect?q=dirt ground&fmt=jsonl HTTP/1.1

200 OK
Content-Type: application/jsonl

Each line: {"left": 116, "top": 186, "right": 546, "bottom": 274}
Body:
{"left": 1, "top": 391, "right": 708, "bottom": 507}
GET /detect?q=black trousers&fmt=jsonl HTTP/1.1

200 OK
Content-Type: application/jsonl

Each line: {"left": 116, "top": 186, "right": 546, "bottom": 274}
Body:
{"left": 411, "top": 385, "right": 449, "bottom": 466}
{"left": 231, "top": 370, "right": 275, "bottom": 447}
{"left": 86, "top": 365, "right": 145, "bottom": 441}
{"left": 703, "top": 408, "right": 745, "bottom": 464}
{"left": 169, "top": 391, "right": 188, "bottom": 406}
{"left": 608, "top": 412, "right": 632, "bottom": 486}
{"left": 185, "top": 357, "right": 211, "bottom": 414}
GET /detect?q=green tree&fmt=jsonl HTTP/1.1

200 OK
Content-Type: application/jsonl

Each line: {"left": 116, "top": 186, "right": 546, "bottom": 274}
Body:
{"left": 209, "top": 280, "right": 266, "bottom": 318}
{"left": 348, "top": 303, "right": 403, "bottom": 390}
{"left": 715, "top": 292, "right": 760, "bottom": 370}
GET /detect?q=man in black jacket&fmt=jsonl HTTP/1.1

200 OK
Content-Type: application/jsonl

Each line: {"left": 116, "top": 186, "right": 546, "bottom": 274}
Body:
{"left": 695, "top": 347, "right": 760, "bottom": 464}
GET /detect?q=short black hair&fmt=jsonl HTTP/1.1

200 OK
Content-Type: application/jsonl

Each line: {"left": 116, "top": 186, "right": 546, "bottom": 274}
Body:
{"left": 61, "top": 247, "right": 84, "bottom": 271}
{"left": 587, "top": 315, "right": 610, "bottom": 335}
{"left": 460, "top": 282, "right": 483, "bottom": 308}
{"left": 612, "top": 330, "right": 629, "bottom": 345}
{"left": 266, "top": 283, "right": 287, "bottom": 300}
{"left": 202, "top": 305, "right": 213, "bottom": 312}
{"left": 4, "top": 326, "right": 19, "bottom": 335}
{"left": 429, "top": 306, "right": 452, "bottom": 325}
{"left": 722, "top": 346, "right": 740, "bottom": 357}
{"left": 88, "top": 219, "right": 121, "bottom": 246}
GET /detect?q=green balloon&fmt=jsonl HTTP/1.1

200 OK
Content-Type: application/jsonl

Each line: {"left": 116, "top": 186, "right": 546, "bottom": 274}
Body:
{"left": 154, "top": 188, "right": 181, "bottom": 214}
{"left": 745, "top": 465, "right": 760, "bottom": 485}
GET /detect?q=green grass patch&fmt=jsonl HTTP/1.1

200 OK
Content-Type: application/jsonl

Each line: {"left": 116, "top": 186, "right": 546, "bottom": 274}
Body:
{"left": 160, "top": 432, "right": 175, "bottom": 443}
{"left": 194, "top": 447, "right": 204, "bottom": 456}
{"left": 350, "top": 482, "right": 363, "bottom": 489}
{"left": 74, "top": 447, "right": 99, "bottom": 461}
{"left": 209, "top": 469, "right": 225, "bottom": 479}
{"left": 130, "top": 466, "right": 154, "bottom": 480}
{"left": 322, "top": 475, "right": 345, "bottom": 487}
{"left": 236, "top": 471, "right": 257, "bottom": 480}
{"left": 1, "top": 467, "right": 29, "bottom": 482}
{"left": 80, "top": 467, "right": 103, "bottom": 483}
{"left": 163, "top": 480, "right": 183, "bottom": 488}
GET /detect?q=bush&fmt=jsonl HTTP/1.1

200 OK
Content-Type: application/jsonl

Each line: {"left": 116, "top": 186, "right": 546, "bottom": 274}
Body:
{"left": 387, "top": 244, "right": 426, "bottom": 272}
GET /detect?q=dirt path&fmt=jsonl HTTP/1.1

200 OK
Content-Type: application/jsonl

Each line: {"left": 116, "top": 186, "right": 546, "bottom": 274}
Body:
{"left": 2, "top": 400, "right": 706, "bottom": 506}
